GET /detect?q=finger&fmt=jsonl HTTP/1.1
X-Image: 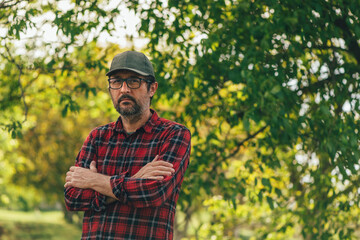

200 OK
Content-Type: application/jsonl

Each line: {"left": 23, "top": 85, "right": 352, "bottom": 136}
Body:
{"left": 151, "top": 160, "right": 173, "bottom": 168}
{"left": 146, "top": 176, "right": 164, "bottom": 180}
{"left": 154, "top": 166, "right": 175, "bottom": 173}
{"left": 65, "top": 175, "right": 73, "bottom": 182}
{"left": 153, "top": 170, "right": 173, "bottom": 176}
{"left": 90, "top": 161, "right": 97, "bottom": 172}
{"left": 143, "top": 170, "right": 172, "bottom": 178}
{"left": 65, "top": 182, "right": 74, "bottom": 188}
{"left": 151, "top": 155, "right": 159, "bottom": 162}
{"left": 69, "top": 166, "right": 76, "bottom": 172}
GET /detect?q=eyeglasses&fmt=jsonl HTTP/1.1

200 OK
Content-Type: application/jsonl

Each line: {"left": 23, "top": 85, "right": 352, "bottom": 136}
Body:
{"left": 108, "top": 77, "right": 152, "bottom": 89}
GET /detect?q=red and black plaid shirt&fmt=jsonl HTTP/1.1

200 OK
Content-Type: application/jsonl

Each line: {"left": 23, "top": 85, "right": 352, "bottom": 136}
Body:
{"left": 64, "top": 110, "right": 191, "bottom": 239}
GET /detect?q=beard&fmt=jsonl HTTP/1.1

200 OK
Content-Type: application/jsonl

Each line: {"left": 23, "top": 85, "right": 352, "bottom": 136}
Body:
{"left": 115, "top": 94, "right": 142, "bottom": 117}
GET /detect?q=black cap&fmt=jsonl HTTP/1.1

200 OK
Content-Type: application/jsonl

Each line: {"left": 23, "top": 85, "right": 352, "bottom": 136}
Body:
{"left": 106, "top": 51, "right": 155, "bottom": 78}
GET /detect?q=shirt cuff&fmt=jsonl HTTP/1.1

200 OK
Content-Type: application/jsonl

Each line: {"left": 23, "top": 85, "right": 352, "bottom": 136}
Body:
{"left": 91, "top": 191, "right": 107, "bottom": 212}
{"left": 110, "top": 173, "right": 128, "bottom": 204}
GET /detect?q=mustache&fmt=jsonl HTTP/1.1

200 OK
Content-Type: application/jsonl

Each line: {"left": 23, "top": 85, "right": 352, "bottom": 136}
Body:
{"left": 118, "top": 94, "right": 136, "bottom": 104}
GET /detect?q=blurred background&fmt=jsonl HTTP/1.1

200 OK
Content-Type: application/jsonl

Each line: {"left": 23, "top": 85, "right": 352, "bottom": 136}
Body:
{"left": 0, "top": 0, "right": 359, "bottom": 239}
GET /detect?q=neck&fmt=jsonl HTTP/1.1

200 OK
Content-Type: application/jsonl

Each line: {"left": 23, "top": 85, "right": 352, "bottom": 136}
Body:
{"left": 121, "top": 109, "right": 152, "bottom": 133}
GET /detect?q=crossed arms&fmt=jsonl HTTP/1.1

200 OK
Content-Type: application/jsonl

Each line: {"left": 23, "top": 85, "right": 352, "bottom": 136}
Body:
{"left": 64, "top": 127, "right": 191, "bottom": 211}
{"left": 64, "top": 156, "right": 174, "bottom": 204}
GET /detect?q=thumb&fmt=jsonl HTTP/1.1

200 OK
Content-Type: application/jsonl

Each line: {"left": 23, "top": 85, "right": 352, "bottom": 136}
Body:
{"left": 90, "top": 161, "right": 97, "bottom": 173}
{"left": 151, "top": 155, "right": 159, "bottom": 162}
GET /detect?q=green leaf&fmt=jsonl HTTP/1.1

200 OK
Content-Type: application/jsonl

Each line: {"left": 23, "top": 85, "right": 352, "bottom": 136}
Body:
{"left": 62, "top": 104, "right": 69, "bottom": 117}
{"left": 261, "top": 178, "right": 272, "bottom": 192}
{"left": 270, "top": 85, "right": 281, "bottom": 95}
{"left": 11, "top": 130, "right": 16, "bottom": 139}
{"left": 266, "top": 196, "right": 274, "bottom": 210}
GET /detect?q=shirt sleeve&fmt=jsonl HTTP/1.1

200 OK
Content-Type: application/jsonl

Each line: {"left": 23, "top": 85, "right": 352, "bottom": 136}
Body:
{"left": 109, "top": 126, "right": 191, "bottom": 208}
{"left": 64, "top": 130, "right": 107, "bottom": 212}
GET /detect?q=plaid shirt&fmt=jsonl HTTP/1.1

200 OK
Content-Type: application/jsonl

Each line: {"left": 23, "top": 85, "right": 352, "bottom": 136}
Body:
{"left": 64, "top": 110, "right": 191, "bottom": 240}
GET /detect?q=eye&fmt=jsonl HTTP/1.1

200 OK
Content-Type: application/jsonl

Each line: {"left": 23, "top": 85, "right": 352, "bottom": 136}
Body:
{"left": 128, "top": 78, "right": 141, "bottom": 84}
{"left": 111, "top": 78, "right": 122, "bottom": 83}
{"left": 108, "top": 78, "right": 123, "bottom": 88}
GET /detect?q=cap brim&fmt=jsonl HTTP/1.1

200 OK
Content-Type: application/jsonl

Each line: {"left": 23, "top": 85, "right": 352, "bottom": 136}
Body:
{"left": 106, "top": 67, "right": 151, "bottom": 77}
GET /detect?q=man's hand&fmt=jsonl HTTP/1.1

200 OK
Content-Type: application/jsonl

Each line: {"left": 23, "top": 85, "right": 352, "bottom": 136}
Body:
{"left": 131, "top": 155, "right": 175, "bottom": 180}
{"left": 89, "top": 161, "right": 97, "bottom": 173}
{"left": 64, "top": 161, "right": 98, "bottom": 188}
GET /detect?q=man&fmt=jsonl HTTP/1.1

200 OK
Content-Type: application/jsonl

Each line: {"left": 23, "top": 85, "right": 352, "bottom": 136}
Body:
{"left": 64, "top": 51, "right": 191, "bottom": 239}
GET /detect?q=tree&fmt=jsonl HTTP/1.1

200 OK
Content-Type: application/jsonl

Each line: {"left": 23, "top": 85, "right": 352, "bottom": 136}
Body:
{"left": 123, "top": 0, "right": 360, "bottom": 239}
{"left": 1, "top": 0, "right": 360, "bottom": 239}
{"left": 0, "top": 0, "right": 120, "bottom": 135}
{"left": 0, "top": 42, "right": 120, "bottom": 223}
{"left": 0, "top": 0, "right": 121, "bottom": 222}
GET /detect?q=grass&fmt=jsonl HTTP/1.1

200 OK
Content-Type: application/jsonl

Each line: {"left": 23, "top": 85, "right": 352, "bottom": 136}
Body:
{"left": 0, "top": 209, "right": 82, "bottom": 240}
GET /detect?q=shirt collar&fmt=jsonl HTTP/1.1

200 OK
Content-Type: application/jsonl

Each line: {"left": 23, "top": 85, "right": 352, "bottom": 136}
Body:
{"left": 114, "top": 109, "right": 159, "bottom": 134}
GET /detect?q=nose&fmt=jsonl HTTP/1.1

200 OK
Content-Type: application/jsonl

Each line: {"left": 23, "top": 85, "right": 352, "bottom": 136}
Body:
{"left": 120, "top": 81, "right": 131, "bottom": 93}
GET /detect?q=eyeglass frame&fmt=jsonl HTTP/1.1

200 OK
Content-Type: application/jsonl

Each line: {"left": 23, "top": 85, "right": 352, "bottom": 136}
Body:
{"left": 107, "top": 77, "right": 153, "bottom": 90}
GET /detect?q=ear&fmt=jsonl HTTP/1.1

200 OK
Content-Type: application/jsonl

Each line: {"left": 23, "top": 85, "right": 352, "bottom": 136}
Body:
{"left": 149, "top": 82, "right": 158, "bottom": 97}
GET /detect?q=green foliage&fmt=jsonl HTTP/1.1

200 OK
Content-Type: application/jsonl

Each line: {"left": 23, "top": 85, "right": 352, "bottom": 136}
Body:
{"left": 0, "top": 41, "right": 119, "bottom": 224}
{"left": 1, "top": 0, "right": 360, "bottom": 239}
{"left": 125, "top": 0, "right": 360, "bottom": 239}
{"left": 0, "top": 0, "right": 118, "bottom": 135}
{"left": 0, "top": 1, "right": 122, "bottom": 220}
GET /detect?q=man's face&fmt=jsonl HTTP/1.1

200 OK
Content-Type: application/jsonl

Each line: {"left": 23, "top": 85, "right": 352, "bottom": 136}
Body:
{"left": 108, "top": 70, "right": 157, "bottom": 117}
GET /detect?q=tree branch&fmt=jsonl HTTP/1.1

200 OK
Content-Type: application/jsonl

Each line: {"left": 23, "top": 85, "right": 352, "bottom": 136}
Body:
{"left": 298, "top": 73, "right": 344, "bottom": 96}
{"left": 2, "top": 44, "right": 28, "bottom": 122}
{"left": 334, "top": 17, "right": 360, "bottom": 64}
{"left": 0, "top": 0, "right": 23, "bottom": 9}
{"left": 228, "top": 125, "right": 269, "bottom": 158}
{"left": 310, "top": 45, "right": 347, "bottom": 52}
